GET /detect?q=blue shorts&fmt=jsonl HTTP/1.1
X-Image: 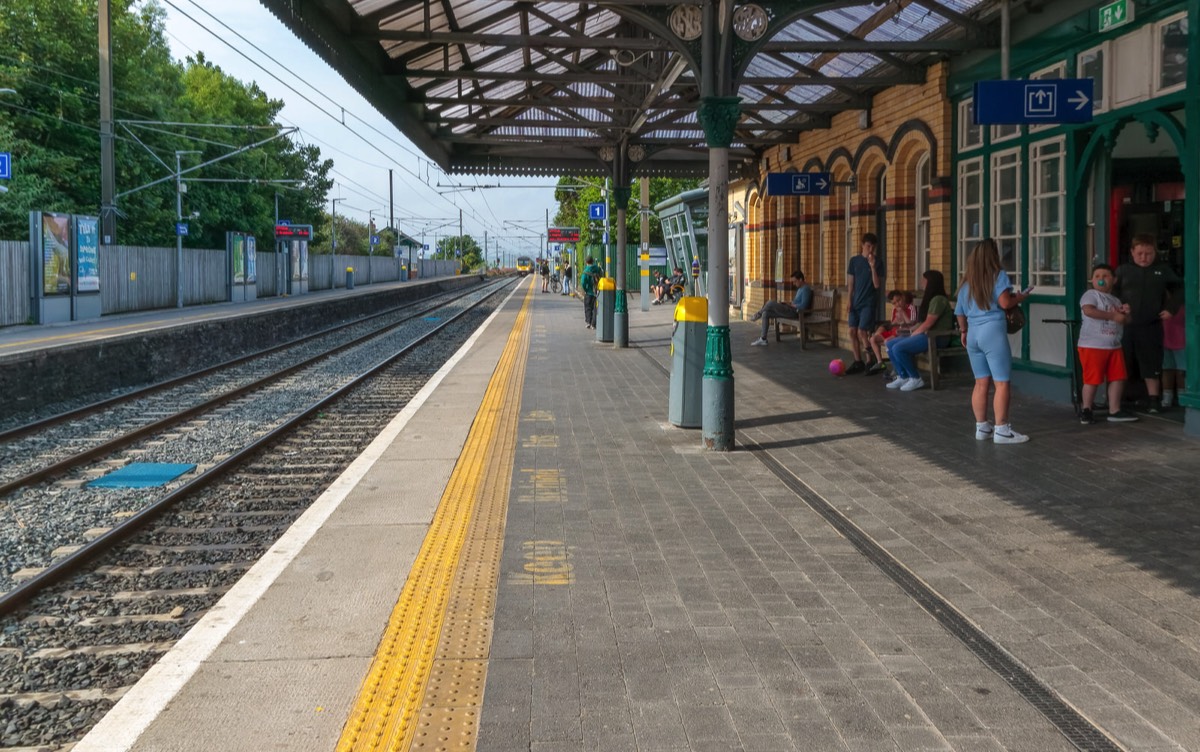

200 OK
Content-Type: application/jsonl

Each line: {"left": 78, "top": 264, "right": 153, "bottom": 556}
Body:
{"left": 848, "top": 302, "right": 876, "bottom": 330}
{"left": 966, "top": 318, "right": 1013, "bottom": 381}
{"left": 1163, "top": 347, "right": 1185, "bottom": 370}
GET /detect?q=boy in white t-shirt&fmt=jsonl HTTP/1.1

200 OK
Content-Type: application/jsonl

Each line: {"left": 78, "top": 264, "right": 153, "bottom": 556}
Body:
{"left": 1078, "top": 264, "right": 1138, "bottom": 424}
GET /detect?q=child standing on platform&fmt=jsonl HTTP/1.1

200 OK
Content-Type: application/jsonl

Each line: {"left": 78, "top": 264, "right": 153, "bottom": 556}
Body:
{"left": 1162, "top": 303, "right": 1186, "bottom": 408}
{"left": 1078, "top": 264, "right": 1138, "bottom": 424}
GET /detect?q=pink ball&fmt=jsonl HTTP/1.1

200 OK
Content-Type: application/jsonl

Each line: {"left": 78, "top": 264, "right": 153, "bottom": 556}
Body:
{"left": 829, "top": 359, "right": 845, "bottom": 376}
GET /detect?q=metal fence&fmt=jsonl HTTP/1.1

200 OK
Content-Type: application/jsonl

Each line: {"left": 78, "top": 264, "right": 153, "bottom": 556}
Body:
{"left": 101, "top": 246, "right": 227, "bottom": 314}
{"left": 0, "top": 241, "right": 459, "bottom": 328}
{"left": 0, "top": 241, "right": 32, "bottom": 327}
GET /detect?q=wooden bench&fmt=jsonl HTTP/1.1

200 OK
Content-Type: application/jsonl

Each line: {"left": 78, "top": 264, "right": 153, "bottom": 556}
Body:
{"left": 775, "top": 288, "right": 837, "bottom": 349}
{"left": 914, "top": 327, "right": 966, "bottom": 390}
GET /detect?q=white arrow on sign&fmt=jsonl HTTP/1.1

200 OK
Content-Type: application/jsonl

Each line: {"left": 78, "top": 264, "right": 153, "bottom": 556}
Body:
{"left": 1068, "top": 90, "right": 1090, "bottom": 111}
{"left": 816, "top": 177, "right": 828, "bottom": 190}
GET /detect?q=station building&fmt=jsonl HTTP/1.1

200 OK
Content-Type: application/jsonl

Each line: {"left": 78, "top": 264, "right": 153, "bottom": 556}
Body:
{"left": 732, "top": 0, "right": 1197, "bottom": 430}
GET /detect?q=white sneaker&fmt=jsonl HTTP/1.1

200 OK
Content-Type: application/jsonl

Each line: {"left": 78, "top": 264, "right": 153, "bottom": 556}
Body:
{"left": 975, "top": 421, "right": 994, "bottom": 441}
{"left": 750, "top": 338, "right": 768, "bottom": 347}
{"left": 993, "top": 425, "right": 1029, "bottom": 444}
{"left": 900, "top": 377, "right": 926, "bottom": 392}
{"left": 885, "top": 375, "right": 906, "bottom": 390}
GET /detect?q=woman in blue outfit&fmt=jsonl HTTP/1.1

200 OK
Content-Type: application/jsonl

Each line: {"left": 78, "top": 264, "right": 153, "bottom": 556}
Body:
{"left": 885, "top": 270, "right": 954, "bottom": 392}
{"left": 955, "top": 239, "right": 1032, "bottom": 444}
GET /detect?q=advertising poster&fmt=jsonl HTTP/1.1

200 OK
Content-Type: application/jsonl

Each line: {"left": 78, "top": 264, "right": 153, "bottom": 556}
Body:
{"left": 245, "top": 235, "right": 257, "bottom": 283}
{"left": 232, "top": 234, "right": 245, "bottom": 284}
{"left": 40, "top": 212, "right": 71, "bottom": 296}
{"left": 75, "top": 216, "right": 100, "bottom": 293}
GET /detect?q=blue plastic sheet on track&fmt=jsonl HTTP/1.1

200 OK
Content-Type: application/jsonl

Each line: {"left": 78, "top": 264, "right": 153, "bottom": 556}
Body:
{"left": 423, "top": 316, "right": 441, "bottom": 321}
{"left": 87, "top": 462, "right": 197, "bottom": 488}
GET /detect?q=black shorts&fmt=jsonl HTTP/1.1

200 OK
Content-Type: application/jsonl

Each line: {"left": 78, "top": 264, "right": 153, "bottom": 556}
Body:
{"left": 1123, "top": 322, "right": 1163, "bottom": 381}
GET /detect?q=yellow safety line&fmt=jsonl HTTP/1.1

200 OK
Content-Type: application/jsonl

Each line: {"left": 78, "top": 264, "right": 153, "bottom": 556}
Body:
{"left": 337, "top": 283, "right": 532, "bottom": 752}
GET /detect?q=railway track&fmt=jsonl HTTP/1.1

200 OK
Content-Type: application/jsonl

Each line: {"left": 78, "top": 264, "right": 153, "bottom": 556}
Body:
{"left": 0, "top": 279, "right": 515, "bottom": 750}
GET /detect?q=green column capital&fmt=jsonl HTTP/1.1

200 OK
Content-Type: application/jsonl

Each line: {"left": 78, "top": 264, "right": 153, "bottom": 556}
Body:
{"left": 698, "top": 96, "right": 742, "bottom": 149}
{"left": 615, "top": 289, "right": 627, "bottom": 314}
{"left": 703, "top": 325, "right": 733, "bottom": 380}
{"left": 612, "top": 186, "right": 632, "bottom": 211}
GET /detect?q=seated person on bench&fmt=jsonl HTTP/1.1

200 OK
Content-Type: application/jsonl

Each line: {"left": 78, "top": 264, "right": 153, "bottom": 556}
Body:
{"left": 885, "top": 269, "right": 953, "bottom": 391}
{"left": 750, "top": 270, "right": 812, "bottom": 346}
{"left": 867, "top": 289, "right": 917, "bottom": 374}
{"left": 651, "top": 271, "right": 672, "bottom": 305}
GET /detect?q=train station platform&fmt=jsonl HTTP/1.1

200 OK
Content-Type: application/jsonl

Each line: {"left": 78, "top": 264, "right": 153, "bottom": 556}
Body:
{"left": 77, "top": 278, "right": 1200, "bottom": 751}
{"left": 0, "top": 275, "right": 481, "bottom": 422}
{"left": 0, "top": 276, "right": 441, "bottom": 361}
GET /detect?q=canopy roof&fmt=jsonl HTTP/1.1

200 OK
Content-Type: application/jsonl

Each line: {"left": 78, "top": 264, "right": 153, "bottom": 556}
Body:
{"left": 260, "top": 1, "right": 1011, "bottom": 178}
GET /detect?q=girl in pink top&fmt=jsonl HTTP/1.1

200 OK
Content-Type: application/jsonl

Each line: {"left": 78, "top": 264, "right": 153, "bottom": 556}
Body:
{"left": 1162, "top": 303, "right": 1186, "bottom": 408}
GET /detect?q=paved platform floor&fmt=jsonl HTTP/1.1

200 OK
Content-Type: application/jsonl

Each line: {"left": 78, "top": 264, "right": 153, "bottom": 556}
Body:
{"left": 482, "top": 289, "right": 1200, "bottom": 751}
{"left": 80, "top": 280, "right": 1200, "bottom": 751}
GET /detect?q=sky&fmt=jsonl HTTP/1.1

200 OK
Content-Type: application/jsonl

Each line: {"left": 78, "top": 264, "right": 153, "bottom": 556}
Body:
{"left": 156, "top": 0, "right": 559, "bottom": 261}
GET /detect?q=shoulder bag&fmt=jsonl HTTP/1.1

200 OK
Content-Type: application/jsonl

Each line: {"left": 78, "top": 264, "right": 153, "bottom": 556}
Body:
{"left": 1005, "top": 304, "right": 1025, "bottom": 334}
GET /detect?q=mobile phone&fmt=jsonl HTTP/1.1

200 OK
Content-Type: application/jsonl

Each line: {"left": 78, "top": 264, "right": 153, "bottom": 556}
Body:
{"left": 1020, "top": 285, "right": 1034, "bottom": 295}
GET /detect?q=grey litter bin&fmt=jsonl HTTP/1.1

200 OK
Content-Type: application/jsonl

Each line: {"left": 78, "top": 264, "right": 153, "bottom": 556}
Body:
{"left": 669, "top": 296, "right": 707, "bottom": 428}
{"left": 596, "top": 277, "right": 615, "bottom": 343}
{"left": 400, "top": 264, "right": 409, "bottom": 282}
{"left": 345, "top": 267, "right": 355, "bottom": 289}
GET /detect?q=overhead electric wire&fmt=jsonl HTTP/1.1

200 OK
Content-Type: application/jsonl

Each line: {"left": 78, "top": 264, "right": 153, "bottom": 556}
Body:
{"left": 160, "top": 0, "right": 499, "bottom": 230}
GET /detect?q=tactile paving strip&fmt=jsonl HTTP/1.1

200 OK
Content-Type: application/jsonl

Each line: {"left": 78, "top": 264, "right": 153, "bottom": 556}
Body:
{"left": 337, "top": 285, "right": 531, "bottom": 751}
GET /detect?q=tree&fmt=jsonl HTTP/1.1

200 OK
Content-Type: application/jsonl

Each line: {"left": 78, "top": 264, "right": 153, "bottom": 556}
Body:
{"left": 0, "top": 0, "right": 333, "bottom": 247}
{"left": 435, "top": 234, "right": 482, "bottom": 269}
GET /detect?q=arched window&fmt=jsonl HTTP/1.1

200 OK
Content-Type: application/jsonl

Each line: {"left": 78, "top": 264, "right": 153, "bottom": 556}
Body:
{"left": 915, "top": 154, "right": 932, "bottom": 285}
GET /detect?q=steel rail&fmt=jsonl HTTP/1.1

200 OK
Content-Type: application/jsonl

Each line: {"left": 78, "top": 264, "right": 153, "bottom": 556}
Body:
{"left": 0, "top": 287, "right": 476, "bottom": 443}
{"left": 0, "top": 280, "right": 513, "bottom": 618}
{"left": 0, "top": 282, "right": 495, "bottom": 497}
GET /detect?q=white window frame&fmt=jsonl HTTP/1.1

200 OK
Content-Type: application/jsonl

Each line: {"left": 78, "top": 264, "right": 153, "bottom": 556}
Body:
{"left": 957, "top": 157, "right": 984, "bottom": 274}
{"left": 915, "top": 155, "right": 932, "bottom": 286}
{"left": 1077, "top": 43, "right": 1110, "bottom": 114}
{"left": 958, "top": 99, "right": 982, "bottom": 151}
{"left": 1029, "top": 62, "right": 1066, "bottom": 132}
{"left": 1029, "top": 137, "right": 1066, "bottom": 293}
{"left": 991, "top": 123, "right": 1020, "bottom": 143}
{"left": 991, "top": 148, "right": 1022, "bottom": 282}
{"left": 1153, "top": 11, "right": 1188, "bottom": 95}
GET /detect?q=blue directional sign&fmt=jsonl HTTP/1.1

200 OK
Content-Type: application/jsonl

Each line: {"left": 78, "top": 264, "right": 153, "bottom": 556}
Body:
{"left": 370, "top": 234, "right": 380, "bottom": 246}
{"left": 0, "top": 152, "right": 10, "bottom": 180}
{"left": 589, "top": 202, "right": 607, "bottom": 221}
{"left": 973, "top": 79, "right": 1094, "bottom": 125}
{"left": 765, "top": 172, "right": 832, "bottom": 197}
{"left": 176, "top": 222, "right": 188, "bottom": 236}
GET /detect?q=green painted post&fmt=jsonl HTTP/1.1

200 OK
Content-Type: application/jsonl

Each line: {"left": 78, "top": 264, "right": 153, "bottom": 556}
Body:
{"left": 698, "top": 95, "right": 741, "bottom": 451}
{"left": 1182, "top": 0, "right": 1200, "bottom": 434}
{"left": 613, "top": 184, "right": 632, "bottom": 348}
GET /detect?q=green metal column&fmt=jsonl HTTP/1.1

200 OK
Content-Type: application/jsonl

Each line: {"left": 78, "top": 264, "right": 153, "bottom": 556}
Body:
{"left": 698, "top": 95, "right": 740, "bottom": 451}
{"left": 613, "top": 184, "right": 632, "bottom": 348}
{"left": 1182, "top": 0, "right": 1200, "bottom": 435}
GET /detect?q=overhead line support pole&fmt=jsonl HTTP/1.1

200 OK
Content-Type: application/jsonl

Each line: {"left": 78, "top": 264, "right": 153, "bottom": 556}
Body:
{"left": 99, "top": 0, "right": 116, "bottom": 243}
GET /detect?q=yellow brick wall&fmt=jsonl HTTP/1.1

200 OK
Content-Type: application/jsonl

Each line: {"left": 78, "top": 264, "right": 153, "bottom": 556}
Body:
{"left": 737, "top": 63, "right": 953, "bottom": 326}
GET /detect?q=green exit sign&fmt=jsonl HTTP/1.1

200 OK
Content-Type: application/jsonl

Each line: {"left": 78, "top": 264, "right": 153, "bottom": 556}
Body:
{"left": 1099, "top": 0, "right": 1134, "bottom": 32}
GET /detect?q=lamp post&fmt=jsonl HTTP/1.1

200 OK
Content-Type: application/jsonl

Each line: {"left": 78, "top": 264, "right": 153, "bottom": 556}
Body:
{"left": 175, "top": 150, "right": 200, "bottom": 309}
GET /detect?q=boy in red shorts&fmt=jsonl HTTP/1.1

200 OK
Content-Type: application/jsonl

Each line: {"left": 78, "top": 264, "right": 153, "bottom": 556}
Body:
{"left": 1078, "top": 264, "right": 1138, "bottom": 424}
